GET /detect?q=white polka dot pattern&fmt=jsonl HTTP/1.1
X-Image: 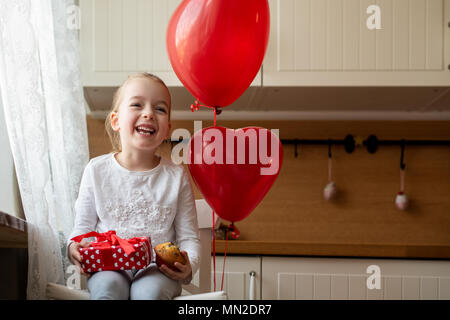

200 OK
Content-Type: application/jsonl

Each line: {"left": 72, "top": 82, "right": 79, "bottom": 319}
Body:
{"left": 79, "top": 237, "right": 151, "bottom": 273}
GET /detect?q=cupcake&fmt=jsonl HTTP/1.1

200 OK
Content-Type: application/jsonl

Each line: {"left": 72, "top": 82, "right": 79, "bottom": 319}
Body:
{"left": 154, "top": 242, "right": 186, "bottom": 271}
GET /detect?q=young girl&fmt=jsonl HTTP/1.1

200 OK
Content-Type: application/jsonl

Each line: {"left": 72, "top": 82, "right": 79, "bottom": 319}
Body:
{"left": 67, "top": 73, "right": 200, "bottom": 300}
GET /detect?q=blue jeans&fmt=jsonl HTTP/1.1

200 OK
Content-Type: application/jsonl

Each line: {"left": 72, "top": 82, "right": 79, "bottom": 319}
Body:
{"left": 87, "top": 263, "right": 182, "bottom": 300}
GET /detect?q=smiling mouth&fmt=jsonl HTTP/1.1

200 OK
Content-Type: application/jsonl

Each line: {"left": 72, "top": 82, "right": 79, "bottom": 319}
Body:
{"left": 136, "top": 126, "right": 156, "bottom": 136}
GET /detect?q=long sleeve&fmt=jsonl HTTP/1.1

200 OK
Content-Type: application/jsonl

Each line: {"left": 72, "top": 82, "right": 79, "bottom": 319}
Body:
{"left": 174, "top": 169, "right": 200, "bottom": 283}
{"left": 66, "top": 161, "right": 98, "bottom": 254}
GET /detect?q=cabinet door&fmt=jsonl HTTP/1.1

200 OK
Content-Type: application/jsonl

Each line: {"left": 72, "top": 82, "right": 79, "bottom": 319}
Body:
{"left": 262, "top": 256, "right": 450, "bottom": 300}
{"left": 80, "top": 0, "right": 182, "bottom": 86}
{"left": 264, "top": 0, "right": 450, "bottom": 86}
{"left": 189, "top": 255, "right": 261, "bottom": 300}
{"left": 212, "top": 255, "right": 261, "bottom": 300}
{"left": 80, "top": 0, "right": 261, "bottom": 87}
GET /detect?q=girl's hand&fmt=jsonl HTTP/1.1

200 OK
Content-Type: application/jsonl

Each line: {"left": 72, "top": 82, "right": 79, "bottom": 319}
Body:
{"left": 158, "top": 250, "right": 192, "bottom": 282}
{"left": 68, "top": 240, "right": 92, "bottom": 278}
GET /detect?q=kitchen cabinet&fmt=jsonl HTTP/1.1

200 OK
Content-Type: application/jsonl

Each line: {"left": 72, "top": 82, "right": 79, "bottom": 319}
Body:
{"left": 264, "top": 0, "right": 450, "bottom": 86}
{"left": 79, "top": 0, "right": 261, "bottom": 87}
{"left": 80, "top": 0, "right": 181, "bottom": 86}
{"left": 188, "top": 255, "right": 261, "bottom": 300}
{"left": 80, "top": 0, "right": 449, "bottom": 90}
{"left": 211, "top": 255, "right": 261, "bottom": 300}
{"left": 190, "top": 255, "right": 450, "bottom": 300}
{"left": 262, "top": 256, "right": 450, "bottom": 300}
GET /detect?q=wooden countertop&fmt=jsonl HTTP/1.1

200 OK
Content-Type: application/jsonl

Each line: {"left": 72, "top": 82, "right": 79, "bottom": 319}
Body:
{"left": 0, "top": 211, "right": 27, "bottom": 248}
{"left": 213, "top": 240, "right": 450, "bottom": 259}
{"left": 1, "top": 209, "right": 449, "bottom": 259}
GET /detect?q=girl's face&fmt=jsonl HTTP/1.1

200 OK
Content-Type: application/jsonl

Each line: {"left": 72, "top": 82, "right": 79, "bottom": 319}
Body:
{"left": 110, "top": 78, "right": 172, "bottom": 153}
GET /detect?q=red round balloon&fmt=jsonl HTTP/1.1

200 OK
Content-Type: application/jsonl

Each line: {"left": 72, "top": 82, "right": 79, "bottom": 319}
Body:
{"left": 187, "top": 126, "right": 283, "bottom": 222}
{"left": 167, "top": 0, "right": 270, "bottom": 107}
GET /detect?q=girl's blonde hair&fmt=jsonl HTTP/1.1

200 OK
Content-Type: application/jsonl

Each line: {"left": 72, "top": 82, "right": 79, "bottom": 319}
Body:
{"left": 105, "top": 72, "right": 171, "bottom": 152}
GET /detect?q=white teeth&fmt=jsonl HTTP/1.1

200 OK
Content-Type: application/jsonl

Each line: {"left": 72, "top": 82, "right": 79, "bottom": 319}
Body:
{"left": 136, "top": 126, "right": 155, "bottom": 134}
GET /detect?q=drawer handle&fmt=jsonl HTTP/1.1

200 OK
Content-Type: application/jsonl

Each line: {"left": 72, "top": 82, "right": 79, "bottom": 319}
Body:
{"left": 249, "top": 271, "right": 256, "bottom": 300}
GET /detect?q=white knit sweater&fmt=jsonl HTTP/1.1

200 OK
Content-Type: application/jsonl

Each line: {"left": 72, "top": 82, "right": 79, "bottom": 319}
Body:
{"left": 67, "top": 153, "right": 200, "bottom": 275}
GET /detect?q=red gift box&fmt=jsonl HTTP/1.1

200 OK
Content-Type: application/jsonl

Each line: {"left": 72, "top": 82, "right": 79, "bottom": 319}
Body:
{"left": 71, "top": 230, "right": 152, "bottom": 273}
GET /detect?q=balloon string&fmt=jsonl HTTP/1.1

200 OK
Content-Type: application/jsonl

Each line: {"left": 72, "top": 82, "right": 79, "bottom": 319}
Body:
{"left": 212, "top": 209, "right": 216, "bottom": 291}
{"left": 221, "top": 229, "right": 228, "bottom": 292}
{"left": 400, "top": 168, "right": 405, "bottom": 193}
{"left": 192, "top": 99, "right": 220, "bottom": 289}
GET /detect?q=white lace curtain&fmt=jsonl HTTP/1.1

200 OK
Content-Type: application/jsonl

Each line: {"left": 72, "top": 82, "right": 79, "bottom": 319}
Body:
{"left": 0, "top": 0, "right": 89, "bottom": 299}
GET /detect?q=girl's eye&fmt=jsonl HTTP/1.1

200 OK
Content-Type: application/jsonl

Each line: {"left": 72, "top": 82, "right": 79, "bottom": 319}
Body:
{"left": 156, "top": 107, "right": 167, "bottom": 113}
{"left": 131, "top": 103, "right": 141, "bottom": 107}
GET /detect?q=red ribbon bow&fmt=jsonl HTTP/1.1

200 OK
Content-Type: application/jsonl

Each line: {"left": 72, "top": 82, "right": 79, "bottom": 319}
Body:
{"left": 71, "top": 230, "right": 138, "bottom": 256}
{"left": 190, "top": 99, "right": 222, "bottom": 115}
{"left": 227, "top": 223, "right": 240, "bottom": 240}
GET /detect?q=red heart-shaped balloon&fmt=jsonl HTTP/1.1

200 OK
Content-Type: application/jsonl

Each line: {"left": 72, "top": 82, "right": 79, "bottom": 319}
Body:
{"left": 188, "top": 127, "right": 283, "bottom": 222}
{"left": 166, "top": 0, "right": 270, "bottom": 107}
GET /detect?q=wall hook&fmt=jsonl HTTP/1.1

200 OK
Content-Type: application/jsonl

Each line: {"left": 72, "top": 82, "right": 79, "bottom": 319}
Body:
{"left": 366, "top": 134, "right": 379, "bottom": 154}
{"left": 396, "top": 139, "right": 409, "bottom": 210}
{"left": 324, "top": 139, "right": 337, "bottom": 201}
{"left": 344, "top": 135, "right": 355, "bottom": 153}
